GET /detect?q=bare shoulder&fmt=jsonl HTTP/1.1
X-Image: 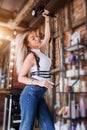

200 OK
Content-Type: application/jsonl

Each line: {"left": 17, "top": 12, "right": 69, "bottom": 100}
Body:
{"left": 24, "top": 52, "right": 35, "bottom": 63}
{"left": 27, "top": 52, "right": 35, "bottom": 58}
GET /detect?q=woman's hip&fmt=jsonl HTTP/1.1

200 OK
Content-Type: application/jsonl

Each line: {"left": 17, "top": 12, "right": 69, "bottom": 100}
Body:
{"left": 20, "top": 84, "right": 47, "bottom": 102}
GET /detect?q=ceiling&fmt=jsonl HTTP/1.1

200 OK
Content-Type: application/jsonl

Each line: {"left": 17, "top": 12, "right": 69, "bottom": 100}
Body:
{"left": 0, "top": 0, "right": 65, "bottom": 29}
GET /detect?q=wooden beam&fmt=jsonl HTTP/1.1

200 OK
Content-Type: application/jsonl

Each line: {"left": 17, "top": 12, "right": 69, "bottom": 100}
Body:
{"left": 29, "top": 15, "right": 43, "bottom": 27}
{"left": 0, "top": 16, "right": 9, "bottom": 23}
{"left": 13, "top": 0, "right": 40, "bottom": 25}
{"left": 13, "top": 0, "right": 65, "bottom": 28}
{"left": 45, "top": 0, "right": 58, "bottom": 10}
{"left": 0, "top": 8, "right": 13, "bottom": 18}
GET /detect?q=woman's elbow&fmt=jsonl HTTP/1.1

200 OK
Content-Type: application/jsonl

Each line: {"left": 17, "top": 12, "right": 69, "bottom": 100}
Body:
{"left": 18, "top": 76, "right": 22, "bottom": 83}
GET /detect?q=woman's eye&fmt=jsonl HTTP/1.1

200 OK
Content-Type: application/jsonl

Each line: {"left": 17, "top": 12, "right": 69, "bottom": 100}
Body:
{"left": 32, "top": 37, "right": 35, "bottom": 40}
{"left": 32, "top": 35, "right": 40, "bottom": 40}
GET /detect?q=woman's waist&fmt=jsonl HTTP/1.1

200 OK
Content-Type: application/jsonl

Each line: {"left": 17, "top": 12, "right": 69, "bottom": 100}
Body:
{"left": 25, "top": 84, "right": 47, "bottom": 94}
{"left": 30, "top": 70, "right": 51, "bottom": 80}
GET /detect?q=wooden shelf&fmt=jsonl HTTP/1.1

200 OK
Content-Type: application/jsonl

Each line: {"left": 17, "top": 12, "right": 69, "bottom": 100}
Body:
{"left": 50, "top": 68, "right": 65, "bottom": 74}
{"left": 65, "top": 59, "right": 87, "bottom": 64}
{"left": 56, "top": 92, "right": 87, "bottom": 94}
{"left": 64, "top": 43, "right": 87, "bottom": 52}
{"left": 0, "top": 88, "right": 10, "bottom": 94}
{"left": 56, "top": 114, "right": 87, "bottom": 121}
{"left": 66, "top": 74, "right": 87, "bottom": 78}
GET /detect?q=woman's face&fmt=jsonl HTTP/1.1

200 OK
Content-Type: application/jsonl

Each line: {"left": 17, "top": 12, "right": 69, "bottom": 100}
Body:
{"left": 27, "top": 31, "right": 41, "bottom": 49}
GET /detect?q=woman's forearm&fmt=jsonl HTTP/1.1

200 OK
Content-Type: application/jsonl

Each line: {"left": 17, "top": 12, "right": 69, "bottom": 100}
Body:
{"left": 18, "top": 76, "right": 39, "bottom": 85}
{"left": 44, "top": 17, "right": 50, "bottom": 41}
{"left": 18, "top": 76, "right": 54, "bottom": 88}
{"left": 40, "top": 10, "right": 51, "bottom": 51}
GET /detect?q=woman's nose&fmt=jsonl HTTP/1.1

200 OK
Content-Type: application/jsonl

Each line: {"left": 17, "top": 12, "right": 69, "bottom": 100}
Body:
{"left": 36, "top": 36, "right": 40, "bottom": 41}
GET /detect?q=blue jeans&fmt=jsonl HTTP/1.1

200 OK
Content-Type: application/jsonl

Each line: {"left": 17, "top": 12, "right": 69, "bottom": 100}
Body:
{"left": 19, "top": 85, "right": 55, "bottom": 130}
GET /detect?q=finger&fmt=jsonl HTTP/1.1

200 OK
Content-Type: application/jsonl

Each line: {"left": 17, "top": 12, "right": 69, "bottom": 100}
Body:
{"left": 44, "top": 9, "right": 49, "bottom": 14}
{"left": 46, "top": 82, "right": 53, "bottom": 88}
{"left": 42, "top": 12, "right": 46, "bottom": 17}
{"left": 47, "top": 80, "right": 54, "bottom": 85}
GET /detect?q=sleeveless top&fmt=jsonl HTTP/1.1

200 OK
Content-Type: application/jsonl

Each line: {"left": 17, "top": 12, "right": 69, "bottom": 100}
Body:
{"left": 30, "top": 49, "right": 51, "bottom": 80}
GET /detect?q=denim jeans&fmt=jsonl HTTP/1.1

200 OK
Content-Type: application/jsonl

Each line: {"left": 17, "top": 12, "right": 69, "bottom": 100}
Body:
{"left": 19, "top": 85, "right": 55, "bottom": 130}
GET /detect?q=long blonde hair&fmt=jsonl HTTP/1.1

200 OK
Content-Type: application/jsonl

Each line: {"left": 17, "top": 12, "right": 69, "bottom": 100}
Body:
{"left": 15, "top": 28, "right": 37, "bottom": 74}
{"left": 15, "top": 33, "right": 28, "bottom": 74}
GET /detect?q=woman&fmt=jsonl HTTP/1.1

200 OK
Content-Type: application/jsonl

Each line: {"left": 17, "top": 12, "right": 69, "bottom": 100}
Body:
{"left": 15, "top": 9, "right": 55, "bottom": 130}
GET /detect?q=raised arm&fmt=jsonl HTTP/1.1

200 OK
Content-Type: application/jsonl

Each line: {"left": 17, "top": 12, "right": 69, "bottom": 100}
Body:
{"left": 40, "top": 10, "right": 50, "bottom": 52}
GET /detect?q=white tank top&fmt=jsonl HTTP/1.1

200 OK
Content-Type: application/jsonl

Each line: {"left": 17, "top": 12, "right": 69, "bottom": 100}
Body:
{"left": 30, "top": 49, "right": 51, "bottom": 80}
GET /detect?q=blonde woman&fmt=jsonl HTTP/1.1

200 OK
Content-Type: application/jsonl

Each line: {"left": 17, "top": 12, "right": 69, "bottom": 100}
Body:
{"left": 15, "top": 10, "right": 55, "bottom": 130}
